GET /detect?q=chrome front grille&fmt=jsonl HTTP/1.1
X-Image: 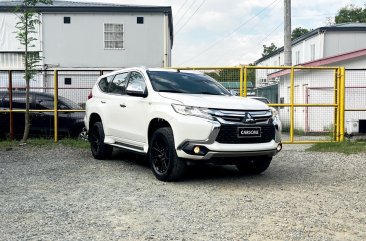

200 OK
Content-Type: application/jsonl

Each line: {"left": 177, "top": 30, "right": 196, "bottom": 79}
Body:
{"left": 209, "top": 109, "right": 272, "bottom": 125}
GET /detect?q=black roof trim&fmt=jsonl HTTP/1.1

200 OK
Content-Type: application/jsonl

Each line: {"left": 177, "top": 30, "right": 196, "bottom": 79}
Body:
{"left": 255, "top": 23, "right": 366, "bottom": 64}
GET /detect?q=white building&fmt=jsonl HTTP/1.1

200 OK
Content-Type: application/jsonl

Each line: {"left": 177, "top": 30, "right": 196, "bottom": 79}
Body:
{"left": 0, "top": 0, "right": 173, "bottom": 105}
{"left": 0, "top": 0, "right": 173, "bottom": 69}
{"left": 254, "top": 23, "right": 366, "bottom": 133}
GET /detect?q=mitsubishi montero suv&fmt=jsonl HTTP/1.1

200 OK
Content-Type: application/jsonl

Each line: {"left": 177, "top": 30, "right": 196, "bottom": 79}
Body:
{"left": 85, "top": 67, "right": 282, "bottom": 181}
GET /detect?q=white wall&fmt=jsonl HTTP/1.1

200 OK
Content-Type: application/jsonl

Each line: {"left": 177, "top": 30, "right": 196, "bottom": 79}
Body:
{"left": 42, "top": 12, "right": 170, "bottom": 68}
{"left": 278, "top": 57, "right": 366, "bottom": 132}
{"left": 324, "top": 31, "right": 366, "bottom": 58}
{"left": 0, "top": 13, "right": 41, "bottom": 52}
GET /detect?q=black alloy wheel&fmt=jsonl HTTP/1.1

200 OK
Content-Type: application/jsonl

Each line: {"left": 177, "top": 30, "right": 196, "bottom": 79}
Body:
{"left": 89, "top": 122, "right": 112, "bottom": 159}
{"left": 149, "top": 127, "right": 186, "bottom": 181}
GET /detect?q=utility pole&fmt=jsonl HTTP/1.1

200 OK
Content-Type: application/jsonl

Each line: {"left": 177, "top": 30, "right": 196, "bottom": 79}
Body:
{"left": 284, "top": 0, "right": 292, "bottom": 66}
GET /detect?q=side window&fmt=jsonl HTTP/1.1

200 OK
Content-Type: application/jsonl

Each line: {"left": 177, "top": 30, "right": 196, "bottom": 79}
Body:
{"left": 108, "top": 72, "right": 129, "bottom": 94}
{"left": 98, "top": 75, "right": 114, "bottom": 93}
{"left": 126, "top": 71, "right": 146, "bottom": 92}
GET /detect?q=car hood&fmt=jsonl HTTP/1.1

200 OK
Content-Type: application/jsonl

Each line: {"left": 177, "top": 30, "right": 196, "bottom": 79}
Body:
{"left": 158, "top": 93, "right": 269, "bottom": 110}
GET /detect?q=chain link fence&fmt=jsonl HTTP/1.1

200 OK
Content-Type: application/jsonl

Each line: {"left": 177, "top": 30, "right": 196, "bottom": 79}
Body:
{"left": 344, "top": 69, "right": 366, "bottom": 135}
{"left": 0, "top": 67, "right": 348, "bottom": 143}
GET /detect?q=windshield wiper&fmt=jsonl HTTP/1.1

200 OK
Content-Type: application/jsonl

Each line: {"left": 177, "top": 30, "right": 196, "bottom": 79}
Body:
{"left": 195, "top": 92, "right": 222, "bottom": 95}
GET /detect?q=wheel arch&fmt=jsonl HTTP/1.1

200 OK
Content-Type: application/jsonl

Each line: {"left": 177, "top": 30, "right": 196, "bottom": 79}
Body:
{"left": 89, "top": 113, "right": 102, "bottom": 130}
{"left": 148, "top": 118, "right": 172, "bottom": 143}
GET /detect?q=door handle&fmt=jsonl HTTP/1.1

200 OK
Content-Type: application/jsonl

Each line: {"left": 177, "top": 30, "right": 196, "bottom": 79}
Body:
{"left": 120, "top": 104, "right": 126, "bottom": 108}
{"left": 101, "top": 101, "right": 106, "bottom": 104}
{"left": 35, "top": 113, "right": 45, "bottom": 117}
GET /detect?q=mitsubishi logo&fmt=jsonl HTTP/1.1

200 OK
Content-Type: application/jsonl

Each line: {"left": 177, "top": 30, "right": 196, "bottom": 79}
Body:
{"left": 244, "top": 113, "right": 256, "bottom": 123}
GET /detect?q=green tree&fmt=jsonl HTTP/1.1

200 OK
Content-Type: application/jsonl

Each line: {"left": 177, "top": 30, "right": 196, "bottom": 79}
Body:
{"left": 205, "top": 66, "right": 255, "bottom": 95}
{"left": 335, "top": 4, "right": 366, "bottom": 23}
{"left": 291, "top": 27, "right": 310, "bottom": 40}
{"left": 262, "top": 43, "right": 277, "bottom": 57}
{"left": 15, "top": 0, "right": 52, "bottom": 144}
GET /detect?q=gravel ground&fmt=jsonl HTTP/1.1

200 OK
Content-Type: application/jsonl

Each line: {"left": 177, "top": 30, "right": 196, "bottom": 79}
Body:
{"left": 1, "top": 144, "right": 365, "bottom": 241}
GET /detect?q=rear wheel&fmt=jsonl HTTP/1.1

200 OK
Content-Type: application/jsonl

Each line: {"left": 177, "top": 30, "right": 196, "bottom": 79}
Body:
{"left": 236, "top": 156, "right": 272, "bottom": 174}
{"left": 149, "top": 127, "right": 186, "bottom": 181}
{"left": 89, "top": 122, "right": 112, "bottom": 159}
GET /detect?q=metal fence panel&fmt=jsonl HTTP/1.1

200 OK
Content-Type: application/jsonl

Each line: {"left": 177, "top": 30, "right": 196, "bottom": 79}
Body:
{"left": 0, "top": 67, "right": 346, "bottom": 143}
{"left": 344, "top": 70, "right": 366, "bottom": 126}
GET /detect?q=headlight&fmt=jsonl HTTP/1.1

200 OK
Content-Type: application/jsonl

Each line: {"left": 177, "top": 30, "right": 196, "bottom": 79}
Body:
{"left": 270, "top": 107, "right": 279, "bottom": 118}
{"left": 172, "top": 104, "right": 213, "bottom": 120}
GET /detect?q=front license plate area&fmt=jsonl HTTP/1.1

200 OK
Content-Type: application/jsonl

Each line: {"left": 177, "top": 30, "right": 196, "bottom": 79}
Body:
{"left": 238, "top": 127, "right": 261, "bottom": 138}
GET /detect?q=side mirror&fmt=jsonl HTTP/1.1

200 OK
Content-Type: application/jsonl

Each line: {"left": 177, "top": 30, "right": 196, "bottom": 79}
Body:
{"left": 126, "top": 84, "right": 148, "bottom": 97}
{"left": 229, "top": 89, "right": 238, "bottom": 96}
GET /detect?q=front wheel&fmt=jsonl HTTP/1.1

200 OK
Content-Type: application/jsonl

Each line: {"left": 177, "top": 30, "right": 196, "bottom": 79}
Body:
{"left": 236, "top": 156, "right": 272, "bottom": 174}
{"left": 89, "top": 122, "right": 113, "bottom": 160}
{"left": 149, "top": 127, "right": 186, "bottom": 181}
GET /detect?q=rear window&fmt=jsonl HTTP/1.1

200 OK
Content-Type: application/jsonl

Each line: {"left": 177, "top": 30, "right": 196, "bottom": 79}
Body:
{"left": 98, "top": 75, "right": 114, "bottom": 93}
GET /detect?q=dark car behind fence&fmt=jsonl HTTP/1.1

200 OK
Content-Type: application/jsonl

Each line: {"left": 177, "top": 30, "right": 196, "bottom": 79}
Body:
{"left": 0, "top": 70, "right": 114, "bottom": 140}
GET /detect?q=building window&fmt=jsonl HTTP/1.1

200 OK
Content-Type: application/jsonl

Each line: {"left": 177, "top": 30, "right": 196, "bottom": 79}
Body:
{"left": 310, "top": 44, "right": 315, "bottom": 61}
{"left": 64, "top": 17, "right": 71, "bottom": 24}
{"left": 64, "top": 78, "right": 72, "bottom": 85}
{"left": 295, "top": 51, "right": 300, "bottom": 65}
{"left": 104, "top": 23, "right": 124, "bottom": 49}
{"left": 137, "top": 17, "right": 144, "bottom": 24}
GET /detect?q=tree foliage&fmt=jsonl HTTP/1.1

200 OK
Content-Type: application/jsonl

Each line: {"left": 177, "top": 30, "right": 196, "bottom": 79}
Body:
{"left": 205, "top": 65, "right": 256, "bottom": 95}
{"left": 291, "top": 27, "right": 310, "bottom": 40}
{"left": 335, "top": 4, "right": 366, "bottom": 24}
{"left": 15, "top": 0, "right": 53, "bottom": 144}
{"left": 262, "top": 43, "right": 277, "bottom": 57}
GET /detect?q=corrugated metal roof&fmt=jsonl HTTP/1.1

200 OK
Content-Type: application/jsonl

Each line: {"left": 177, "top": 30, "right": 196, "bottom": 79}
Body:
{"left": 0, "top": 0, "right": 155, "bottom": 8}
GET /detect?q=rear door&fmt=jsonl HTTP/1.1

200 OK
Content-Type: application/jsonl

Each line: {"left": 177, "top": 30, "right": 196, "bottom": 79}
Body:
{"left": 103, "top": 72, "right": 130, "bottom": 138}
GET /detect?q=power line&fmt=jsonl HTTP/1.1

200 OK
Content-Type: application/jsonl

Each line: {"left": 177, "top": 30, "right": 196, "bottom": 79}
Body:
{"left": 174, "top": 0, "right": 196, "bottom": 28}
{"left": 174, "top": 0, "right": 190, "bottom": 19}
{"left": 175, "top": 0, "right": 207, "bottom": 36}
{"left": 259, "top": 22, "right": 283, "bottom": 45}
{"left": 178, "top": 0, "right": 280, "bottom": 65}
{"left": 211, "top": 21, "right": 283, "bottom": 66}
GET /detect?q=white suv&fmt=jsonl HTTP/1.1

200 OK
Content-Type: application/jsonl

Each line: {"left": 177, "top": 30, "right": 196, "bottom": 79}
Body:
{"left": 85, "top": 67, "right": 282, "bottom": 181}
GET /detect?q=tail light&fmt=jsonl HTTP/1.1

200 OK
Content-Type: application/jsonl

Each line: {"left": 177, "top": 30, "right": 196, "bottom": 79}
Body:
{"left": 88, "top": 90, "right": 93, "bottom": 100}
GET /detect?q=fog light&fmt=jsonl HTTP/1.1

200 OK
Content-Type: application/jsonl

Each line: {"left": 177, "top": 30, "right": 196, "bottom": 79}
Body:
{"left": 182, "top": 144, "right": 209, "bottom": 156}
{"left": 277, "top": 143, "right": 282, "bottom": 152}
{"left": 193, "top": 146, "right": 201, "bottom": 154}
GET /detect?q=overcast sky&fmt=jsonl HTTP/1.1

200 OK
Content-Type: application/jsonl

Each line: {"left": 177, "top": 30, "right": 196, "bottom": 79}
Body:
{"left": 66, "top": 0, "right": 365, "bottom": 66}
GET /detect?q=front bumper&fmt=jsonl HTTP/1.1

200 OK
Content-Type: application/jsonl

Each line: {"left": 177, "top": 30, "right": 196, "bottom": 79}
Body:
{"left": 175, "top": 117, "right": 282, "bottom": 161}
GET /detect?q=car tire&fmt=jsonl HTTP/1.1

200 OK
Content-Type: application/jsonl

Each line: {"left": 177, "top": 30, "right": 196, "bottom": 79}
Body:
{"left": 149, "top": 127, "right": 186, "bottom": 181}
{"left": 89, "top": 122, "right": 113, "bottom": 160}
{"left": 236, "top": 156, "right": 272, "bottom": 174}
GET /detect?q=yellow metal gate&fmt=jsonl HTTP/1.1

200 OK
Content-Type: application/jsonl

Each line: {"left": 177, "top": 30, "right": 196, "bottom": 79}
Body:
{"left": 176, "top": 66, "right": 345, "bottom": 144}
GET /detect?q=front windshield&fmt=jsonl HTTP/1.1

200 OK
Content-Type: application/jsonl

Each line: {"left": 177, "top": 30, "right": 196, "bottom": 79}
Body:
{"left": 147, "top": 71, "right": 231, "bottom": 96}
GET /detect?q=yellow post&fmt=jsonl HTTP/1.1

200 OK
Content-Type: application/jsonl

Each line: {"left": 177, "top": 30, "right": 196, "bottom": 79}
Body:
{"left": 339, "top": 67, "right": 346, "bottom": 141}
{"left": 53, "top": 70, "right": 58, "bottom": 143}
{"left": 335, "top": 68, "right": 340, "bottom": 142}
{"left": 239, "top": 66, "right": 244, "bottom": 97}
{"left": 290, "top": 67, "right": 295, "bottom": 143}
{"left": 243, "top": 66, "right": 247, "bottom": 97}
